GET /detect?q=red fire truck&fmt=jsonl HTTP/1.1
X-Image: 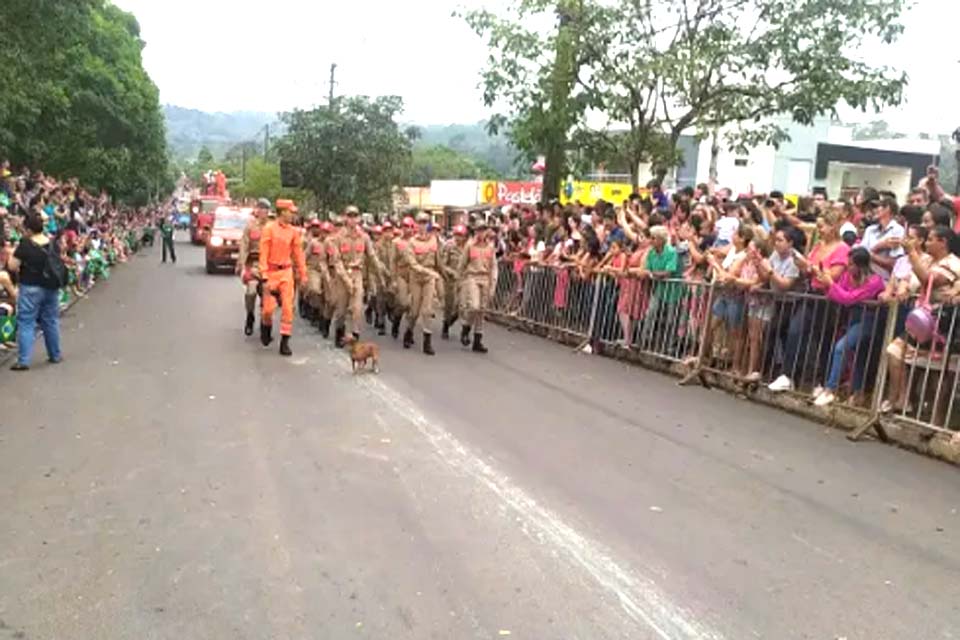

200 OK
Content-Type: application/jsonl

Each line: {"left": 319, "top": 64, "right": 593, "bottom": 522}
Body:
{"left": 189, "top": 195, "right": 228, "bottom": 245}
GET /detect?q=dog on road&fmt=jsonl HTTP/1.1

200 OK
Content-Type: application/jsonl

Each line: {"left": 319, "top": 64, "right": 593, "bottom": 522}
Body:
{"left": 343, "top": 335, "right": 379, "bottom": 374}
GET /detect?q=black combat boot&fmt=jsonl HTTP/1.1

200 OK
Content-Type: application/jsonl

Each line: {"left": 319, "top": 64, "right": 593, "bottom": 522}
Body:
{"left": 377, "top": 316, "right": 386, "bottom": 336}
{"left": 441, "top": 320, "right": 450, "bottom": 340}
{"left": 422, "top": 332, "right": 435, "bottom": 356}
{"left": 310, "top": 307, "right": 320, "bottom": 327}
{"left": 472, "top": 333, "right": 488, "bottom": 354}
{"left": 403, "top": 328, "right": 415, "bottom": 349}
{"left": 260, "top": 323, "right": 273, "bottom": 347}
{"left": 460, "top": 325, "right": 472, "bottom": 347}
{"left": 279, "top": 335, "right": 292, "bottom": 356}
{"left": 391, "top": 316, "right": 402, "bottom": 340}
{"left": 244, "top": 311, "right": 255, "bottom": 336}
{"left": 319, "top": 316, "right": 330, "bottom": 338}
{"left": 335, "top": 325, "right": 346, "bottom": 348}
{"left": 298, "top": 297, "right": 308, "bottom": 319}
{"left": 364, "top": 305, "right": 374, "bottom": 326}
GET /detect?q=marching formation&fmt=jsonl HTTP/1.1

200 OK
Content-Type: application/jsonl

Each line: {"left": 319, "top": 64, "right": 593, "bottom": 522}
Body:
{"left": 236, "top": 199, "right": 497, "bottom": 358}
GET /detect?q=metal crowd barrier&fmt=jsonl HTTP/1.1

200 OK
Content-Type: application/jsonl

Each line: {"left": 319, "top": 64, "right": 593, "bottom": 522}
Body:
{"left": 488, "top": 261, "right": 960, "bottom": 436}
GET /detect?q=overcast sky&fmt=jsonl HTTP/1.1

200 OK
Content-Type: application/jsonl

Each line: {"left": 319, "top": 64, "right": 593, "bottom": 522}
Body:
{"left": 114, "top": 0, "right": 959, "bottom": 134}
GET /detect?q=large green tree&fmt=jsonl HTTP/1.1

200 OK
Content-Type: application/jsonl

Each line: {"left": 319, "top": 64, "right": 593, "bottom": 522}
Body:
{"left": 463, "top": 0, "right": 607, "bottom": 201}
{"left": 275, "top": 96, "right": 415, "bottom": 213}
{"left": 0, "top": 1, "right": 168, "bottom": 204}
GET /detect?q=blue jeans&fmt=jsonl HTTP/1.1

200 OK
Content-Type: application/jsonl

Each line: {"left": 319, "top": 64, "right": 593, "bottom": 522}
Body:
{"left": 825, "top": 311, "right": 877, "bottom": 392}
{"left": 16, "top": 284, "right": 62, "bottom": 366}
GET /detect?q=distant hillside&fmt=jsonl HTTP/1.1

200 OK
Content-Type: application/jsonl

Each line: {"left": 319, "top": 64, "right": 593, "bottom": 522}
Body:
{"left": 164, "top": 105, "right": 279, "bottom": 160}
{"left": 413, "top": 122, "right": 522, "bottom": 177}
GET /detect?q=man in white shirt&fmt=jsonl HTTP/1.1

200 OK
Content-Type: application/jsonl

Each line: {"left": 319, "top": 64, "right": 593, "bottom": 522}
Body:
{"left": 860, "top": 197, "right": 904, "bottom": 281}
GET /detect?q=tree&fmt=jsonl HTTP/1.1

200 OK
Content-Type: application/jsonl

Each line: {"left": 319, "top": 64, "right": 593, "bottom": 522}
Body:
{"left": 852, "top": 120, "right": 907, "bottom": 141}
{"left": 197, "top": 147, "right": 215, "bottom": 166}
{"left": 591, "top": 0, "right": 908, "bottom": 185}
{"left": 406, "top": 145, "right": 500, "bottom": 186}
{"left": 463, "top": 0, "right": 607, "bottom": 201}
{"left": 0, "top": 0, "right": 169, "bottom": 204}
{"left": 275, "top": 96, "right": 415, "bottom": 213}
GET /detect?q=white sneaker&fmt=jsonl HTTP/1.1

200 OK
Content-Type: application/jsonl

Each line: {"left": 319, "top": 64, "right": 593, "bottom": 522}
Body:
{"left": 768, "top": 375, "right": 793, "bottom": 392}
{"left": 812, "top": 386, "right": 825, "bottom": 399}
{"left": 814, "top": 390, "right": 836, "bottom": 407}
{"left": 744, "top": 371, "right": 762, "bottom": 383}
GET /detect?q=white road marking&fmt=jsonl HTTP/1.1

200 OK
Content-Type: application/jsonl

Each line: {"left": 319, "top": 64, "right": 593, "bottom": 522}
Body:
{"left": 325, "top": 351, "right": 725, "bottom": 640}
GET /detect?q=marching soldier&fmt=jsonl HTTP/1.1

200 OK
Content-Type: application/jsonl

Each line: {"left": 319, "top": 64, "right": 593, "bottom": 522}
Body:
{"left": 386, "top": 216, "right": 415, "bottom": 340}
{"left": 258, "top": 199, "right": 308, "bottom": 356}
{"left": 329, "top": 206, "right": 385, "bottom": 347}
{"left": 364, "top": 224, "right": 382, "bottom": 327}
{"left": 440, "top": 223, "right": 468, "bottom": 340}
{"left": 237, "top": 198, "right": 271, "bottom": 336}
{"left": 399, "top": 212, "right": 442, "bottom": 355}
{"left": 373, "top": 221, "right": 395, "bottom": 336}
{"left": 303, "top": 219, "right": 329, "bottom": 328}
{"left": 458, "top": 219, "right": 497, "bottom": 353}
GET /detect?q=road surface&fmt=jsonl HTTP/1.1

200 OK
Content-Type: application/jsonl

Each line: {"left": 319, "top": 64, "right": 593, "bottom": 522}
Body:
{"left": 1, "top": 237, "right": 958, "bottom": 640}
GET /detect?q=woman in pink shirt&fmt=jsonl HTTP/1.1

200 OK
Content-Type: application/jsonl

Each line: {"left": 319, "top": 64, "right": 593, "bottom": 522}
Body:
{"left": 812, "top": 247, "right": 885, "bottom": 407}
{"left": 769, "top": 211, "right": 850, "bottom": 393}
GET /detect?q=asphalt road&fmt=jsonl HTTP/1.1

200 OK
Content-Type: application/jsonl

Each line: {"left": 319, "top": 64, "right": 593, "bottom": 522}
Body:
{"left": 1, "top": 237, "right": 958, "bottom": 640}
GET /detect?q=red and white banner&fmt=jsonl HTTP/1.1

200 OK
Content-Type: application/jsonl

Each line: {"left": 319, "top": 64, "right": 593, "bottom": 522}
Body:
{"left": 481, "top": 181, "right": 542, "bottom": 205}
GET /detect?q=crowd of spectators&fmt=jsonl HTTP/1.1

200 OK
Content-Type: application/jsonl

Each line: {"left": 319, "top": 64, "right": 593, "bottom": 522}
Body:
{"left": 0, "top": 160, "right": 157, "bottom": 368}
{"left": 485, "top": 166, "right": 960, "bottom": 422}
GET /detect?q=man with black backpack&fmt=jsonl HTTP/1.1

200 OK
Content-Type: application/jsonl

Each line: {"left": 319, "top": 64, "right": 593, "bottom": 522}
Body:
{"left": 6, "top": 212, "right": 65, "bottom": 371}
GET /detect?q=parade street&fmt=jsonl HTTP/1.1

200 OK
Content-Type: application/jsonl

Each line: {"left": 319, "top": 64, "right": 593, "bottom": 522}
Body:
{"left": 1, "top": 238, "right": 958, "bottom": 640}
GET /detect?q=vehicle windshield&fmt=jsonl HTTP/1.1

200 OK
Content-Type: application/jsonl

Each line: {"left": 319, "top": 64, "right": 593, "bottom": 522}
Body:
{"left": 200, "top": 200, "right": 220, "bottom": 213}
{"left": 213, "top": 215, "right": 246, "bottom": 230}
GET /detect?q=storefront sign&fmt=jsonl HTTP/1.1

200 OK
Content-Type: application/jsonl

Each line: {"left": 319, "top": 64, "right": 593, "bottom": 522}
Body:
{"left": 560, "top": 181, "right": 637, "bottom": 206}
{"left": 480, "top": 181, "right": 543, "bottom": 206}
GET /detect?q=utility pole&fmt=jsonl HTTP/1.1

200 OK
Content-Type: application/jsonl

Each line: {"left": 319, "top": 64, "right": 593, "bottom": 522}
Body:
{"left": 329, "top": 63, "right": 337, "bottom": 106}
{"left": 264, "top": 124, "right": 270, "bottom": 158}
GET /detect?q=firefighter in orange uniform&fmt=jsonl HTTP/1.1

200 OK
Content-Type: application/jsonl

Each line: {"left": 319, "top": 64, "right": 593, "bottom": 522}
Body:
{"left": 329, "top": 206, "right": 385, "bottom": 347}
{"left": 258, "top": 199, "right": 308, "bottom": 356}
{"left": 237, "top": 198, "right": 271, "bottom": 336}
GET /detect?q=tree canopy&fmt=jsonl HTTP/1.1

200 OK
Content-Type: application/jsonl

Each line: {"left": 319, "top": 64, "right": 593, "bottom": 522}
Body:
{"left": 466, "top": 0, "right": 908, "bottom": 192}
{"left": 275, "top": 96, "right": 416, "bottom": 213}
{"left": 0, "top": 0, "right": 170, "bottom": 203}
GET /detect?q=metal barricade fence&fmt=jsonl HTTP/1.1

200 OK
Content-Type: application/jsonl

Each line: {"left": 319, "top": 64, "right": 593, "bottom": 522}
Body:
{"left": 698, "top": 288, "right": 889, "bottom": 409}
{"left": 488, "top": 261, "right": 960, "bottom": 437}
{"left": 489, "top": 261, "right": 600, "bottom": 339}
{"left": 589, "top": 273, "right": 714, "bottom": 364}
{"left": 883, "top": 302, "right": 960, "bottom": 433}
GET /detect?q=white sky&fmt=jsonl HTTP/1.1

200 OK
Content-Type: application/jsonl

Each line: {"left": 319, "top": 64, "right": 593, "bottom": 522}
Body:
{"left": 115, "top": 0, "right": 960, "bottom": 134}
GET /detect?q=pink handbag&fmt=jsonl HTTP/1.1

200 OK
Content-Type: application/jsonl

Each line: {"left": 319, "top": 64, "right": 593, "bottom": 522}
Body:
{"left": 905, "top": 274, "right": 941, "bottom": 347}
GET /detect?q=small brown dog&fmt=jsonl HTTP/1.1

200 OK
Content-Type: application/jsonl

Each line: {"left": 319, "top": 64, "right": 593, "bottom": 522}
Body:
{"left": 343, "top": 335, "right": 379, "bottom": 374}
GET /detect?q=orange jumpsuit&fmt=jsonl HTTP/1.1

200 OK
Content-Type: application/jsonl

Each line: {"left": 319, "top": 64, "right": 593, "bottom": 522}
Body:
{"left": 259, "top": 220, "right": 307, "bottom": 336}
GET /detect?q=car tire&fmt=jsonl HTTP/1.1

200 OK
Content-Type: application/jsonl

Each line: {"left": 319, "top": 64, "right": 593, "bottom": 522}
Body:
{"left": 206, "top": 260, "right": 215, "bottom": 274}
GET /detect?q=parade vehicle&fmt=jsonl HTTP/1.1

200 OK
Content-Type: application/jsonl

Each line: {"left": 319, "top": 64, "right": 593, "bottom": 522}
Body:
{"left": 190, "top": 195, "right": 229, "bottom": 245}
{"left": 205, "top": 206, "right": 252, "bottom": 274}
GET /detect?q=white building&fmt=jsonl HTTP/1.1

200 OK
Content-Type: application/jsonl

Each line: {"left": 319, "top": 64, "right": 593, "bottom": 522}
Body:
{"left": 649, "top": 116, "right": 941, "bottom": 201}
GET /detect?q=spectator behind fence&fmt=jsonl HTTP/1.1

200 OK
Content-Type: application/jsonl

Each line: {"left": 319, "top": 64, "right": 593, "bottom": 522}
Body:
{"left": 811, "top": 247, "right": 885, "bottom": 407}
{"left": 882, "top": 226, "right": 960, "bottom": 418}
{"left": 769, "top": 210, "right": 849, "bottom": 393}
{"left": 8, "top": 212, "right": 62, "bottom": 371}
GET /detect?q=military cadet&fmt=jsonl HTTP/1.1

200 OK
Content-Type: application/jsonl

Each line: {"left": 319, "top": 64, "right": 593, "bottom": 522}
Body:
{"left": 364, "top": 224, "right": 382, "bottom": 327}
{"left": 303, "top": 219, "right": 329, "bottom": 327}
{"left": 318, "top": 217, "right": 343, "bottom": 338}
{"left": 399, "top": 212, "right": 443, "bottom": 355}
{"left": 237, "top": 198, "right": 271, "bottom": 336}
{"left": 386, "top": 216, "right": 415, "bottom": 340}
{"left": 373, "top": 221, "right": 395, "bottom": 336}
{"left": 258, "top": 199, "right": 308, "bottom": 356}
{"left": 440, "top": 223, "right": 468, "bottom": 340}
{"left": 329, "top": 206, "right": 385, "bottom": 347}
{"left": 458, "top": 219, "right": 497, "bottom": 353}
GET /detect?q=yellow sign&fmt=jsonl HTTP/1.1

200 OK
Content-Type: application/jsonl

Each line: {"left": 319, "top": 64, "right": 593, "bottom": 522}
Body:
{"left": 560, "top": 181, "right": 639, "bottom": 206}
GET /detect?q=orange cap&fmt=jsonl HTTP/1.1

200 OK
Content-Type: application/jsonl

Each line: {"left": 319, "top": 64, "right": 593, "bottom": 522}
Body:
{"left": 453, "top": 224, "right": 468, "bottom": 236}
{"left": 321, "top": 221, "right": 334, "bottom": 232}
{"left": 402, "top": 216, "right": 415, "bottom": 228}
{"left": 276, "top": 199, "right": 298, "bottom": 213}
